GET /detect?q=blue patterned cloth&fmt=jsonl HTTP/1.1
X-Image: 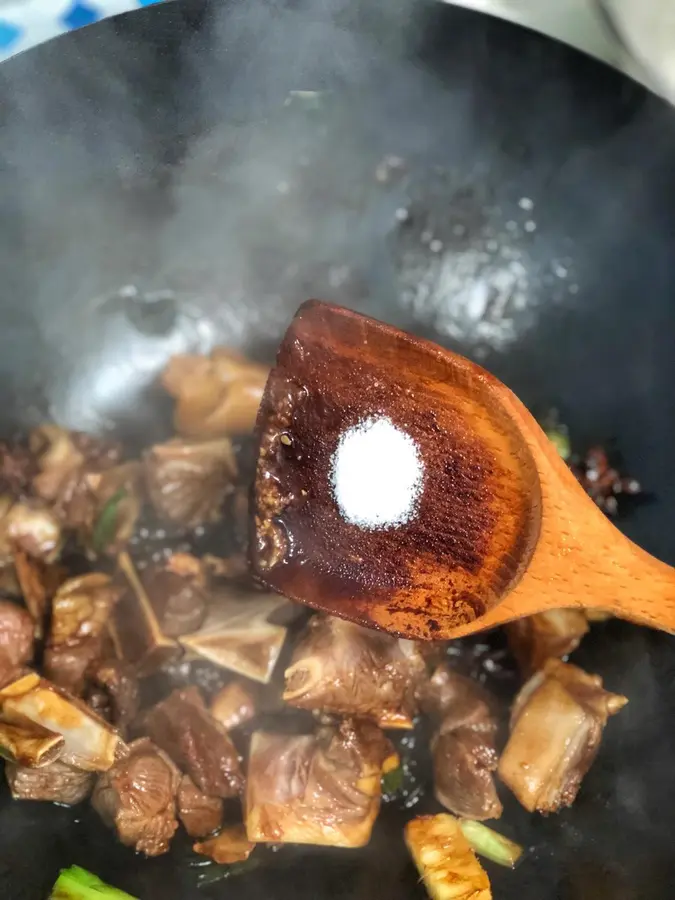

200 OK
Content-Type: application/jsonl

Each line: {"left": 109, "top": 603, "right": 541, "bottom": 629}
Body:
{"left": 0, "top": 0, "right": 165, "bottom": 62}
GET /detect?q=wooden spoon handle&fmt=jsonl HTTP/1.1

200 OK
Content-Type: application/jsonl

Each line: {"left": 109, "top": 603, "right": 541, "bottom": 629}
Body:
{"left": 448, "top": 382, "right": 675, "bottom": 636}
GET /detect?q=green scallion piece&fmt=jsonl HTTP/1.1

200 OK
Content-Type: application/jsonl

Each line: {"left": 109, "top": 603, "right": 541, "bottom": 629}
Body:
{"left": 91, "top": 488, "right": 127, "bottom": 553}
{"left": 458, "top": 819, "right": 524, "bottom": 869}
{"left": 49, "top": 865, "right": 138, "bottom": 899}
{"left": 545, "top": 427, "right": 571, "bottom": 461}
{"left": 381, "top": 764, "right": 404, "bottom": 796}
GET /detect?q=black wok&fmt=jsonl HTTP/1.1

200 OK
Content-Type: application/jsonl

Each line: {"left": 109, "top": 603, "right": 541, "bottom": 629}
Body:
{"left": 2, "top": 1, "right": 675, "bottom": 897}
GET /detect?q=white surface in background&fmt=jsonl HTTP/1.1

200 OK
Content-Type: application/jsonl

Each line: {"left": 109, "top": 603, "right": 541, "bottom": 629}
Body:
{"left": 0, "top": 0, "right": 163, "bottom": 61}
{"left": 603, "top": 0, "right": 675, "bottom": 100}
{"left": 443, "top": 0, "right": 653, "bottom": 91}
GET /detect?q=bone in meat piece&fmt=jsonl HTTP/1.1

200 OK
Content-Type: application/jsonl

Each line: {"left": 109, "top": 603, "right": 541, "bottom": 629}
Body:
{"left": 498, "top": 658, "right": 627, "bottom": 814}
{"left": 283, "top": 615, "right": 425, "bottom": 729}
{"left": 0, "top": 672, "right": 119, "bottom": 771}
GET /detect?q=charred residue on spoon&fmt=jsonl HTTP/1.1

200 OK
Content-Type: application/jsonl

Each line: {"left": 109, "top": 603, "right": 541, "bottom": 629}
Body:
{"left": 252, "top": 302, "right": 542, "bottom": 640}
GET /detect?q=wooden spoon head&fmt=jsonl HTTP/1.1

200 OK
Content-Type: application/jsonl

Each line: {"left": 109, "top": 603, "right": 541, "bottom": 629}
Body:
{"left": 251, "top": 301, "right": 542, "bottom": 640}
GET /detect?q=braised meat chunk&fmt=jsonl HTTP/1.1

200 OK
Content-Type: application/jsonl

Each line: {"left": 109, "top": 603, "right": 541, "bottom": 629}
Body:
{"left": 177, "top": 774, "right": 224, "bottom": 838}
{"left": 419, "top": 664, "right": 502, "bottom": 821}
{"left": 162, "top": 348, "right": 268, "bottom": 438}
{"left": 84, "top": 659, "right": 140, "bottom": 736}
{"left": 209, "top": 680, "right": 257, "bottom": 731}
{"left": 506, "top": 609, "right": 589, "bottom": 677}
{"left": 13, "top": 548, "right": 65, "bottom": 639}
{"left": 92, "top": 738, "right": 180, "bottom": 857}
{"left": 498, "top": 659, "right": 627, "bottom": 814}
{"left": 7, "top": 758, "right": 94, "bottom": 806}
{"left": 246, "top": 719, "right": 393, "bottom": 847}
{"left": 193, "top": 825, "right": 255, "bottom": 863}
{"left": 144, "top": 686, "right": 243, "bottom": 798}
{"left": 109, "top": 552, "right": 181, "bottom": 676}
{"left": 141, "top": 553, "right": 208, "bottom": 638}
{"left": 432, "top": 728, "right": 502, "bottom": 822}
{"left": 144, "top": 437, "right": 237, "bottom": 527}
{"left": 44, "top": 573, "right": 121, "bottom": 694}
{"left": 0, "top": 599, "right": 34, "bottom": 682}
{"left": 283, "top": 615, "right": 426, "bottom": 728}
{"left": 0, "top": 440, "right": 36, "bottom": 497}
{"left": 417, "top": 663, "right": 496, "bottom": 727}
{"left": 30, "top": 426, "right": 122, "bottom": 533}
{"left": 0, "top": 672, "right": 119, "bottom": 771}
{"left": 0, "top": 500, "right": 63, "bottom": 565}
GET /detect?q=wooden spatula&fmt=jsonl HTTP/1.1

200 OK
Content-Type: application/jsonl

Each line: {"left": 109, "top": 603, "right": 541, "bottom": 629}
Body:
{"left": 250, "top": 300, "right": 675, "bottom": 641}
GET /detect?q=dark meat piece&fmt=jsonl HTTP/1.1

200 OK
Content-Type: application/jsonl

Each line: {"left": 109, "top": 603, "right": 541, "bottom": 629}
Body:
{"left": 28, "top": 426, "right": 135, "bottom": 551}
{"left": 0, "top": 500, "right": 63, "bottom": 564}
{"left": 92, "top": 737, "right": 180, "bottom": 856}
{"left": 498, "top": 659, "right": 627, "bottom": 814}
{"left": 283, "top": 616, "right": 426, "bottom": 729}
{"left": 44, "top": 573, "right": 121, "bottom": 694}
{"left": 0, "top": 599, "right": 34, "bottom": 674}
{"left": 246, "top": 719, "right": 392, "bottom": 847}
{"left": 418, "top": 664, "right": 502, "bottom": 821}
{"left": 44, "top": 644, "right": 100, "bottom": 698}
{"left": 14, "top": 548, "right": 66, "bottom": 639}
{"left": 417, "top": 641, "right": 450, "bottom": 671}
{"left": 30, "top": 426, "right": 121, "bottom": 532}
{"left": 177, "top": 774, "right": 223, "bottom": 838}
{"left": 0, "top": 440, "right": 36, "bottom": 496}
{"left": 0, "top": 672, "right": 120, "bottom": 771}
{"left": 417, "top": 663, "right": 496, "bottom": 727}
{"left": 506, "top": 609, "right": 589, "bottom": 677}
{"left": 571, "top": 445, "right": 642, "bottom": 516}
{"left": 84, "top": 659, "right": 140, "bottom": 736}
{"left": 209, "top": 680, "right": 257, "bottom": 731}
{"left": 141, "top": 553, "right": 208, "bottom": 638}
{"left": 194, "top": 825, "right": 255, "bottom": 863}
{"left": 0, "top": 496, "right": 14, "bottom": 565}
{"left": 7, "top": 758, "right": 93, "bottom": 805}
{"left": 432, "top": 728, "right": 501, "bottom": 822}
{"left": 109, "top": 552, "right": 181, "bottom": 676}
{"left": 162, "top": 348, "right": 269, "bottom": 438}
{"left": 143, "top": 437, "right": 237, "bottom": 527}
{"left": 70, "top": 432, "right": 123, "bottom": 468}
{"left": 144, "top": 686, "right": 243, "bottom": 798}
{"left": 0, "top": 563, "right": 20, "bottom": 598}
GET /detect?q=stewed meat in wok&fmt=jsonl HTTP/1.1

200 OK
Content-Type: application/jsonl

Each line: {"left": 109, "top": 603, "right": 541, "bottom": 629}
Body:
{"left": 0, "top": 340, "right": 640, "bottom": 899}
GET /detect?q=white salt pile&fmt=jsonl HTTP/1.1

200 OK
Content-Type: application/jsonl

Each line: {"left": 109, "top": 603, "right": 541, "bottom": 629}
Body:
{"left": 330, "top": 416, "right": 424, "bottom": 530}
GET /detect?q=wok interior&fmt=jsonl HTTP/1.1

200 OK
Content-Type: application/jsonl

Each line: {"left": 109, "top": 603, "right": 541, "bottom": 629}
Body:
{"left": 2, "top": 0, "right": 675, "bottom": 897}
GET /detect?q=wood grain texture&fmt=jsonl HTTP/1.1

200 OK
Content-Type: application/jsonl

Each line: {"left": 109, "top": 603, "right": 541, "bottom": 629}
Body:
{"left": 452, "top": 383, "right": 675, "bottom": 637}
{"left": 251, "top": 301, "right": 675, "bottom": 640}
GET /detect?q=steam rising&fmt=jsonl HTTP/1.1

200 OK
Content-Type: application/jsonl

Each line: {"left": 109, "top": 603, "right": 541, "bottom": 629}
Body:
{"left": 0, "top": 0, "right": 663, "bottom": 437}
{"left": 0, "top": 0, "right": 431, "bottom": 432}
